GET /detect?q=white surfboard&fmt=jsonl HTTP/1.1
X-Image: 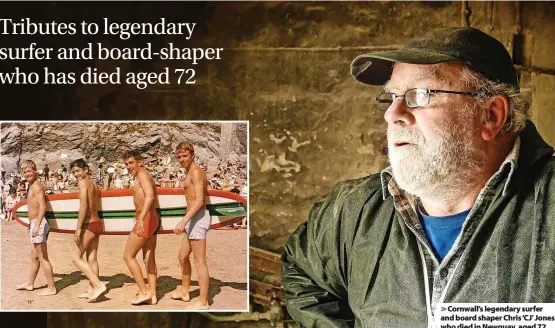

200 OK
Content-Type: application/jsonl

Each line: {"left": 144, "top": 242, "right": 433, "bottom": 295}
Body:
{"left": 12, "top": 188, "right": 247, "bottom": 235}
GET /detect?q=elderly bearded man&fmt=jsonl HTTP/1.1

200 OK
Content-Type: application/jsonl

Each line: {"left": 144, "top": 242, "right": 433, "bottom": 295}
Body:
{"left": 281, "top": 27, "right": 555, "bottom": 328}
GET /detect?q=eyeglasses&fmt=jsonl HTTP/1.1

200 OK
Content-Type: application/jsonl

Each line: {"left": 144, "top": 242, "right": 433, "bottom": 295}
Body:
{"left": 376, "top": 88, "right": 479, "bottom": 111}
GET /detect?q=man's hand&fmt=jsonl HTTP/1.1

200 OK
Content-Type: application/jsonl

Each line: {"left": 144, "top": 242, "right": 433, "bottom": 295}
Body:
{"left": 174, "top": 219, "right": 187, "bottom": 235}
{"left": 74, "top": 230, "right": 81, "bottom": 245}
{"left": 32, "top": 224, "right": 40, "bottom": 237}
{"left": 135, "top": 218, "right": 145, "bottom": 238}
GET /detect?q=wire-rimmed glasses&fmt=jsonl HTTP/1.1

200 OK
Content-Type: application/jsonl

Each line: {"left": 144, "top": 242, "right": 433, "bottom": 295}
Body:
{"left": 376, "top": 88, "right": 479, "bottom": 111}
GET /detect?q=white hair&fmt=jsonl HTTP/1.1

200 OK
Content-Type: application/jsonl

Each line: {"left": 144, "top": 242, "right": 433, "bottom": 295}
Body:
{"left": 458, "top": 67, "right": 529, "bottom": 133}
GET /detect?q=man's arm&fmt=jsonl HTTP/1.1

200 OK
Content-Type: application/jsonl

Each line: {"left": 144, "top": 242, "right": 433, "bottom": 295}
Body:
{"left": 35, "top": 184, "right": 47, "bottom": 221}
{"left": 281, "top": 190, "right": 354, "bottom": 327}
{"left": 136, "top": 171, "right": 155, "bottom": 221}
{"left": 75, "top": 179, "right": 88, "bottom": 231}
{"left": 181, "top": 169, "right": 206, "bottom": 224}
{"left": 32, "top": 183, "right": 47, "bottom": 234}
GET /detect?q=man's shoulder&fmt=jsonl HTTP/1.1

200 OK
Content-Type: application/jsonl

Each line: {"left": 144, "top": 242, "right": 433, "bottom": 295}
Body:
{"left": 522, "top": 155, "right": 555, "bottom": 181}
{"left": 29, "top": 182, "right": 45, "bottom": 199}
{"left": 326, "top": 173, "right": 384, "bottom": 203}
{"left": 30, "top": 181, "right": 45, "bottom": 192}
{"left": 192, "top": 164, "right": 206, "bottom": 174}
{"left": 542, "top": 156, "right": 555, "bottom": 170}
{"left": 137, "top": 169, "right": 151, "bottom": 179}
{"left": 309, "top": 173, "right": 386, "bottom": 224}
{"left": 301, "top": 173, "right": 392, "bottom": 258}
{"left": 190, "top": 165, "right": 207, "bottom": 179}
{"left": 534, "top": 156, "right": 555, "bottom": 184}
{"left": 137, "top": 169, "right": 155, "bottom": 188}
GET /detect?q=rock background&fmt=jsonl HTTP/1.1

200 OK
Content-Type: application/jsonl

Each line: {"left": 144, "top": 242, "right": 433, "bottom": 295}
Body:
{"left": 0, "top": 122, "right": 247, "bottom": 183}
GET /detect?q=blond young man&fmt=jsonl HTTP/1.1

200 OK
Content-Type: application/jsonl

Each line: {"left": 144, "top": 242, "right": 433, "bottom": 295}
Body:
{"left": 15, "top": 160, "right": 56, "bottom": 296}
{"left": 172, "top": 141, "right": 210, "bottom": 310}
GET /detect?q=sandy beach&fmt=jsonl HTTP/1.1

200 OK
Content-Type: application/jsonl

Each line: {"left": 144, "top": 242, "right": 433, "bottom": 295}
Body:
{"left": 1, "top": 221, "right": 248, "bottom": 311}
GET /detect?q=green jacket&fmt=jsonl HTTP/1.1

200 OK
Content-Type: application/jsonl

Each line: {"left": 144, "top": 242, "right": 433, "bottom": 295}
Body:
{"left": 281, "top": 121, "right": 555, "bottom": 328}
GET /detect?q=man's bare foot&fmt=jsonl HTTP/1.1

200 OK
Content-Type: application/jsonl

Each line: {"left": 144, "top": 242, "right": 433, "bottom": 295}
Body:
{"left": 171, "top": 290, "right": 190, "bottom": 302}
{"left": 87, "top": 284, "right": 107, "bottom": 302}
{"left": 187, "top": 301, "right": 210, "bottom": 310}
{"left": 37, "top": 288, "right": 57, "bottom": 296}
{"left": 131, "top": 292, "right": 152, "bottom": 305}
{"left": 15, "top": 283, "right": 33, "bottom": 291}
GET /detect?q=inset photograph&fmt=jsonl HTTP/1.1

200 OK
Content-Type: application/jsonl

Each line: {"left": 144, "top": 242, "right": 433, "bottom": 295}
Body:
{"left": 0, "top": 121, "right": 248, "bottom": 311}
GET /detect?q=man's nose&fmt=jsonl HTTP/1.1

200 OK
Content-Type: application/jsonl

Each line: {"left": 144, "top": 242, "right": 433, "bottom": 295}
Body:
{"left": 384, "top": 98, "right": 415, "bottom": 126}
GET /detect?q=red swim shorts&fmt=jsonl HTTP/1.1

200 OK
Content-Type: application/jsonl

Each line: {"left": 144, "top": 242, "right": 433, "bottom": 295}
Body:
{"left": 133, "top": 209, "right": 161, "bottom": 239}
{"left": 82, "top": 220, "right": 104, "bottom": 237}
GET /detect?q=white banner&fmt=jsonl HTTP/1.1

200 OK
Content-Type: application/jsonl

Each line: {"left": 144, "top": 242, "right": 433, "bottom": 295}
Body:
{"left": 436, "top": 303, "right": 555, "bottom": 328}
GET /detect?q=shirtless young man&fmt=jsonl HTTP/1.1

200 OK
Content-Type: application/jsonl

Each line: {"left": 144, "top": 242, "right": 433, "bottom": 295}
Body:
{"left": 70, "top": 158, "right": 107, "bottom": 302}
{"left": 15, "top": 160, "right": 56, "bottom": 296}
{"left": 172, "top": 141, "right": 210, "bottom": 310}
{"left": 122, "top": 150, "right": 160, "bottom": 305}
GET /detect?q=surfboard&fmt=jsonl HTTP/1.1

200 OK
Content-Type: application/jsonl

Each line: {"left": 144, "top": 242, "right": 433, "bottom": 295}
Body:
{"left": 11, "top": 188, "right": 247, "bottom": 235}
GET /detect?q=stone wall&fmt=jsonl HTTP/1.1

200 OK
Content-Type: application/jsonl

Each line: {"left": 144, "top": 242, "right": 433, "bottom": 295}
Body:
{"left": 227, "top": 1, "right": 555, "bottom": 252}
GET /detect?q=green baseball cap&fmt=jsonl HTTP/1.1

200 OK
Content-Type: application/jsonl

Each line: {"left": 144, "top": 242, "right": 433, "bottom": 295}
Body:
{"left": 350, "top": 27, "right": 519, "bottom": 90}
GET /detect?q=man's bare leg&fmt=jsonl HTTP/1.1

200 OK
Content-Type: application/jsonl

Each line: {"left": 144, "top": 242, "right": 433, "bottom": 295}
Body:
{"left": 72, "top": 231, "right": 102, "bottom": 286}
{"left": 81, "top": 237, "right": 100, "bottom": 298}
{"left": 172, "top": 236, "right": 191, "bottom": 302}
{"left": 188, "top": 239, "right": 209, "bottom": 309}
{"left": 87, "top": 237, "right": 100, "bottom": 277}
{"left": 142, "top": 236, "right": 158, "bottom": 305}
{"left": 78, "top": 237, "right": 99, "bottom": 298}
{"left": 76, "top": 247, "right": 93, "bottom": 299}
{"left": 86, "top": 236, "right": 106, "bottom": 302}
{"left": 123, "top": 232, "right": 150, "bottom": 305}
{"left": 16, "top": 245, "right": 39, "bottom": 291}
{"left": 36, "top": 243, "right": 56, "bottom": 296}
{"left": 72, "top": 230, "right": 106, "bottom": 301}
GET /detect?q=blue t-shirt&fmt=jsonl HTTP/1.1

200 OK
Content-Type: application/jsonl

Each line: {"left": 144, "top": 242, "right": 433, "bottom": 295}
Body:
{"left": 418, "top": 207, "right": 470, "bottom": 261}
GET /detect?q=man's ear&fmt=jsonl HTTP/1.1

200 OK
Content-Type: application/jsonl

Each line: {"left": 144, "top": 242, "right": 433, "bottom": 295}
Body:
{"left": 481, "top": 94, "right": 509, "bottom": 141}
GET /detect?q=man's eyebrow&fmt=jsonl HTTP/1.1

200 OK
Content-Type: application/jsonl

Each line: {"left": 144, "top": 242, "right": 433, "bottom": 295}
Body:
{"left": 407, "top": 67, "right": 441, "bottom": 85}
{"left": 384, "top": 66, "right": 442, "bottom": 92}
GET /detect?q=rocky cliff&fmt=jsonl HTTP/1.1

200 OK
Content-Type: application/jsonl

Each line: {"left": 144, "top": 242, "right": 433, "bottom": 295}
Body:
{"left": 0, "top": 122, "right": 247, "bottom": 181}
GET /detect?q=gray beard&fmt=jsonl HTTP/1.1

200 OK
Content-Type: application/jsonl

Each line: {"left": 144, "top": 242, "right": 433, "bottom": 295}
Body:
{"left": 387, "top": 115, "right": 485, "bottom": 205}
